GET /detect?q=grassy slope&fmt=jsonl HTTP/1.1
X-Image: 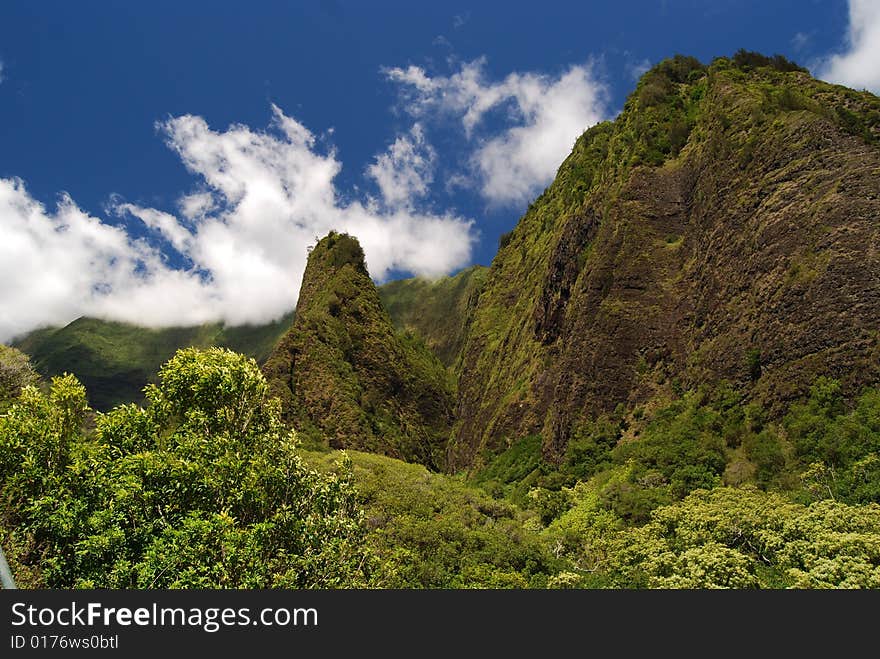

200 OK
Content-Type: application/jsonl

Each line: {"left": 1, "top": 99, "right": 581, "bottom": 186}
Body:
{"left": 302, "top": 448, "right": 556, "bottom": 587}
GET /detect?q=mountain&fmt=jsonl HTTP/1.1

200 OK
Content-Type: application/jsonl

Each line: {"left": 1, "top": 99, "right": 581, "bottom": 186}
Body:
{"left": 8, "top": 270, "right": 481, "bottom": 414}
{"left": 12, "top": 314, "right": 293, "bottom": 410}
{"left": 378, "top": 265, "right": 488, "bottom": 368}
{"left": 10, "top": 53, "right": 880, "bottom": 480}
{"left": 262, "top": 231, "right": 454, "bottom": 468}
{"left": 449, "top": 53, "right": 880, "bottom": 468}
{"left": 5, "top": 51, "right": 880, "bottom": 590}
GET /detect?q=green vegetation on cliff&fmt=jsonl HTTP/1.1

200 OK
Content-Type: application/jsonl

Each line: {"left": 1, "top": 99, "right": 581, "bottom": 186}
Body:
{"left": 467, "top": 376, "right": 880, "bottom": 588}
{"left": 473, "top": 377, "right": 880, "bottom": 516}
{"left": 379, "top": 265, "right": 488, "bottom": 369}
{"left": 263, "top": 232, "right": 454, "bottom": 468}
{"left": 451, "top": 52, "right": 880, "bottom": 468}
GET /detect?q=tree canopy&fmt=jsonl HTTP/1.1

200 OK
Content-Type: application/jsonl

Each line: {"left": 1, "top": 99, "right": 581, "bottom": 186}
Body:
{"left": 0, "top": 347, "right": 371, "bottom": 588}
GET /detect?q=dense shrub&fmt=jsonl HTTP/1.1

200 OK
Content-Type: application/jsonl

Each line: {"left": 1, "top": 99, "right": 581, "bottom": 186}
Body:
{"left": 0, "top": 344, "right": 39, "bottom": 411}
{"left": 0, "top": 348, "right": 371, "bottom": 588}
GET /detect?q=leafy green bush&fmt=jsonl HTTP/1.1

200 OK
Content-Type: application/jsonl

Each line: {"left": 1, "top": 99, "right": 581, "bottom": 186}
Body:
{"left": 561, "top": 416, "right": 619, "bottom": 482}
{"left": 731, "top": 49, "right": 807, "bottom": 73}
{"left": 743, "top": 429, "right": 785, "bottom": 486}
{"left": 0, "top": 348, "right": 371, "bottom": 588}
{"left": 653, "top": 55, "right": 706, "bottom": 84}
{"left": 0, "top": 344, "right": 39, "bottom": 411}
{"left": 786, "top": 380, "right": 880, "bottom": 503}
{"left": 609, "top": 393, "right": 726, "bottom": 516}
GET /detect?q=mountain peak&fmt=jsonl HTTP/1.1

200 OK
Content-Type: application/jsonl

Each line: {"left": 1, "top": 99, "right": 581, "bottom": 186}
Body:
{"left": 263, "top": 230, "right": 454, "bottom": 468}
{"left": 308, "top": 231, "right": 369, "bottom": 275}
{"left": 450, "top": 52, "right": 880, "bottom": 468}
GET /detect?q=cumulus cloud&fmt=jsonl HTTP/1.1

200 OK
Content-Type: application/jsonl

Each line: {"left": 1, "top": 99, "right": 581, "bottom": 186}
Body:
{"left": 367, "top": 123, "right": 435, "bottom": 209}
{"left": 178, "top": 191, "right": 216, "bottom": 221}
{"left": 817, "top": 0, "right": 880, "bottom": 93}
{"left": 385, "top": 58, "right": 609, "bottom": 206}
{"left": 0, "top": 178, "right": 209, "bottom": 340}
{"left": 0, "top": 105, "right": 475, "bottom": 342}
{"left": 114, "top": 203, "right": 193, "bottom": 254}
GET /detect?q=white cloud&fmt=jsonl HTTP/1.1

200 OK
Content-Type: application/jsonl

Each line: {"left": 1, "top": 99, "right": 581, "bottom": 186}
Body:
{"left": 386, "top": 64, "right": 438, "bottom": 95}
{"left": 367, "top": 123, "right": 435, "bottom": 209}
{"left": 628, "top": 58, "right": 652, "bottom": 81}
{"left": 114, "top": 203, "right": 193, "bottom": 253}
{"left": 791, "top": 31, "right": 811, "bottom": 52}
{"left": 0, "top": 178, "right": 208, "bottom": 341}
{"left": 0, "top": 60, "right": 4, "bottom": 84}
{"left": 178, "top": 191, "right": 216, "bottom": 220}
{"left": 817, "top": 0, "right": 880, "bottom": 93}
{"left": 385, "top": 58, "right": 609, "bottom": 206}
{"left": 0, "top": 106, "right": 475, "bottom": 342}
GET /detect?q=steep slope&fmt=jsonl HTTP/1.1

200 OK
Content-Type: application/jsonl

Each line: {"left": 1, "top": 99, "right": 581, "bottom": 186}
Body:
{"left": 13, "top": 314, "right": 293, "bottom": 410}
{"left": 378, "top": 265, "right": 488, "bottom": 368}
{"left": 450, "top": 53, "right": 880, "bottom": 469}
{"left": 263, "top": 232, "right": 453, "bottom": 468}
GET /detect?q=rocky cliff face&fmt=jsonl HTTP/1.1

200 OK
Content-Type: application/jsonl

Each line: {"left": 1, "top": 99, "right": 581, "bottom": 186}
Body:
{"left": 263, "top": 232, "right": 453, "bottom": 468}
{"left": 449, "top": 55, "right": 880, "bottom": 469}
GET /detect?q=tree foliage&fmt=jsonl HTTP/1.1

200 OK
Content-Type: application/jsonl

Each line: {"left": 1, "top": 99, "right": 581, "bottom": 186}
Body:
{"left": 786, "top": 379, "right": 880, "bottom": 504}
{"left": 0, "top": 347, "right": 371, "bottom": 588}
{"left": 546, "top": 486, "right": 880, "bottom": 588}
{"left": 305, "top": 449, "right": 558, "bottom": 588}
{"left": 730, "top": 49, "right": 808, "bottom": 73}
{"left": 0, "top": 344, "right": 39, "bottom": 412}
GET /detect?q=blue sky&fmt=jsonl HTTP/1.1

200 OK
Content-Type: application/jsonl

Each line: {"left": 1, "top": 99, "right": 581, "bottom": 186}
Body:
{"left": 0, "top": 1, "right": 877, "bottom": 340}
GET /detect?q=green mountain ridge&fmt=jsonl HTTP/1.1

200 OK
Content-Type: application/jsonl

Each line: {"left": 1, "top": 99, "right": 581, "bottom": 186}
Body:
{"left": 378, "top": 264, "right": 488, "bottom": 369}
{"left": 4, "top": 51, "right": 880, "bottom": 590}
{"left": 12, "top": 54, "right": 880, "bottom": 479}
{"left": 450, "top": 53, "right": 880, "bottom": 468}
{"left": 12, "top": 53, "right": 880, "bottom": 479}
{"left": 12, "top": 313, "right": 295, "bottom": 411}
{"left": 12, "top": 270, "right": 482, "bottom": 414}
